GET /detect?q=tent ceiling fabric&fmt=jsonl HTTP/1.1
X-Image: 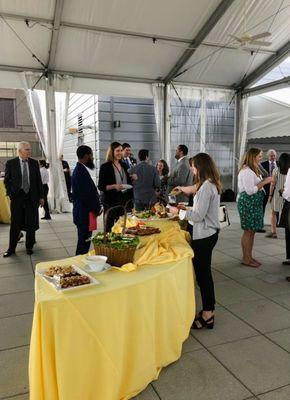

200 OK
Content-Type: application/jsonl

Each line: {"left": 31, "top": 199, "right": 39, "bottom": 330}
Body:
{"left": 1, "top": 0, "right": 290, "bottom": 92}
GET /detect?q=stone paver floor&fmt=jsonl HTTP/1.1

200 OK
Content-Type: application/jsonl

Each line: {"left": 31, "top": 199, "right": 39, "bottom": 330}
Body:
{"left": 1, "top": 203, "right": 290, "bottom": 400}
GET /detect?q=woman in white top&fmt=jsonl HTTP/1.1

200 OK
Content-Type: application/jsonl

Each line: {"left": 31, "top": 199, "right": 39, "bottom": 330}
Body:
{"left": 170, "top": 153, "right": 221, "bottom": 330}
{"left": 267, "top": 153, "right": 290, "bottom": 239}
{"left": 237, "top": 148, "right": 273, "bottom": 268}
{"left": 39, "top": 160, "right": 51, "bottom": 220}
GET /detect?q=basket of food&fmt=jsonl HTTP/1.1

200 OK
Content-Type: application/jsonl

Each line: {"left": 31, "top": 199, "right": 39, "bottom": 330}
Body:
{"left": 92, "top": 205, "right": 140, "bottom": 267}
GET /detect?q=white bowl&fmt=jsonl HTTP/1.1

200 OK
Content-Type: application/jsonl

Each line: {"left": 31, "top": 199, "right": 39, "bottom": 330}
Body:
{"left": 85, "top": 255, "right": 108, "bottom": 272}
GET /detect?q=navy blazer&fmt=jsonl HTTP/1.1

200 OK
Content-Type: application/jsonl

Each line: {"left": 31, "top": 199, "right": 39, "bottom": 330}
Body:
{"left": 72, "top": 162, "right": 102, "bottom": 225}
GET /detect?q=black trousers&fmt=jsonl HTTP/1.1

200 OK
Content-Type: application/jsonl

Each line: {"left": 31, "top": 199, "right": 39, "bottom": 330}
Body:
{"left": 285, "top": 228, "right": 290, "bottom": 260}
{"left": 191, "top": 231, "right": 219, "bottom": 311}
{"left": 42, "top": 184, "right": 51, "bottom": 218}
{"left": 9, "top": 191, "right": 37, "bottom": 251}
{"left": 76, "top": 224, "right": 92, "bottom": 255}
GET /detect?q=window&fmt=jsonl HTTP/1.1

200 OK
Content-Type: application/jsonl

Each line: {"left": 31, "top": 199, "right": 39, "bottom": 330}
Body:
{"left": 0, "top": 99, "right": 15, "bottom": 128}
{"left": 0, "top": 142, "right": 44, "bottom": 158}
{"left": 0, "top": 142, "right": 18, "bottom": 157}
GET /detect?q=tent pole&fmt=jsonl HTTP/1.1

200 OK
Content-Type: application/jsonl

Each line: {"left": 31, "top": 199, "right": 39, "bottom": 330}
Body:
{"left": 232, "top": 92, "right": 240, "bottom": 193}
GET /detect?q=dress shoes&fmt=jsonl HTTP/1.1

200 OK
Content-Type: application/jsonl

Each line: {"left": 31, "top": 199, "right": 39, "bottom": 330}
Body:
{"left": 26, "top": 249, "right": 34, "bottom": 255}
{"left": 282, "top": 260, "right": 290, "bottom": 266}
{"left": 3, "top": 250, "right": 15, "bottom": 258}
{"left": 41, "top": 217, "right": 52, "bottom": 220}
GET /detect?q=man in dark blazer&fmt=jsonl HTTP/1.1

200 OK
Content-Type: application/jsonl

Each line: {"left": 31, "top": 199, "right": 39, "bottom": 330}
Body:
{"left": 122, "top": 143, "right": 137, "bottom": 168}
{"left": 72, "top": 145, "right": 102, "bottom": 255}
{"left": 3, "top": 141, "right": 44, "bottom": 257}
{"left": 168, "top": 144, "right": 193, "bottom": 203}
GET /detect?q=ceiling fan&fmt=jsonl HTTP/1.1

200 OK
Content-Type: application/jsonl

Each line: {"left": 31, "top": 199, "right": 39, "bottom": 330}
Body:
{"left": 228, "top": 0, "right": 272, "bottom": 47}
{"left": 229, "top": 32, "right": 272, "bottom": 47}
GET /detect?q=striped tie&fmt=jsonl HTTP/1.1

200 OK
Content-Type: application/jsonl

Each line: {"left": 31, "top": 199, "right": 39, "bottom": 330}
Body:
{"left": 22, "top": 160, "right": 30, "bottom": 193}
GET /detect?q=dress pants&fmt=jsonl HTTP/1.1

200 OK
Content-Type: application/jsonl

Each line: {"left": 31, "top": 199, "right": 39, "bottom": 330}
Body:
{"left": 76, "top": 224, "right": 92, "bottom": 255}
{"left": 42, "top": 184, "right": 51, "bottom": 219}
{"left": 285, "top": 228, "right": 290, "bottom": 260}
{"left": 191, "top": 231, "right": 219, "bottom": 311}
{"left": 9, "top": 191, "right": 36, "bottom": 251}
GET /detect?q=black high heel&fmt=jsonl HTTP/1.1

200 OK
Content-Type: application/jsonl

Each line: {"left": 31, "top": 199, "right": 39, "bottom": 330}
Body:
{"left": 191, "top": 314, "right": 214, "bottom": 330}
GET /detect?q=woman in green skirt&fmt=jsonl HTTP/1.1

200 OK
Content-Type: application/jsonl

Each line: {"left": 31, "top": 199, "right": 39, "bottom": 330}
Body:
{"left": 237, "top": 148, "right": 273, "bottom": 267}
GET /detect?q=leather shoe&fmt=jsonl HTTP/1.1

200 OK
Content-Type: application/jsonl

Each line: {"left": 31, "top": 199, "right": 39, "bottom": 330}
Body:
{"left": 3, "top": 250, "right": 15, "bottom": 258}
{"left": 26, "top": 249, "right": 33, "bottom": 255}
{"left": 256, "top": 229, "right": 266, "bottom": 233}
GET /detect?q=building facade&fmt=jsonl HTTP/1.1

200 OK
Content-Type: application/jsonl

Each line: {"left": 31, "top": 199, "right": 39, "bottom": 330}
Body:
{"left": 0, "top": 88, "right": 42, "bottom": 174}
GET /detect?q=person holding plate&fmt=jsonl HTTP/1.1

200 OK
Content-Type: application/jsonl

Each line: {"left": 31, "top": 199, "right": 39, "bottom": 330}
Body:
{"left": 98, "top": 142, "right": 133, "bottom": 230}
{"left": 169, "top": 153, "right": 221, "bottom": 330}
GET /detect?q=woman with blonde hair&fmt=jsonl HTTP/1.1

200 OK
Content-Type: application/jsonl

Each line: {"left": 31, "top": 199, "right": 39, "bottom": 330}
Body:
{"left": 170, "top": 153, "right": 221, "bottom": 330}
{"left": 237, "top": 148, "right": 273, "bottom": 267}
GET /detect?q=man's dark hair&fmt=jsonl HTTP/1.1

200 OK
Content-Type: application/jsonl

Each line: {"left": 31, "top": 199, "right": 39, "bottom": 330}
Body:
{"left": 138, "top": 149, "right": 149, "bottom": 161}
{"left": 178, "top": 144, "right": 188, "bottom": 156}
{"left": 76, "top": 145, "right": 92, "bottom": 159}
{"left": 122, "top": 143, "right": 131, "bottom": 150}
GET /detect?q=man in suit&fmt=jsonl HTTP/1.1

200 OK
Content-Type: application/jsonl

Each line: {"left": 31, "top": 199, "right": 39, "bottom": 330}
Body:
{"left": 168, "top": 144, "right": 193, "bottom": 203}
{"left": 128, "top": 149, "right": 160, "bottom": 210}
{"left": 3, "top": 141, "right": 44, "bottom": 257}
{"left": 72, "top": 145, "right": 102, "bottom": 255}
{"left": 122, "top": 143, "right": 137, "bottom": 168}
{"left": 260, "top": 149, "right": 277, "bottom": 232}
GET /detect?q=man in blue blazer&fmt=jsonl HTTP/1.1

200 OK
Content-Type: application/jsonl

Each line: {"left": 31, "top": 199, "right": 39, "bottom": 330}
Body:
{"left": 72, "top": 146, "right": 102, "bottom": 255}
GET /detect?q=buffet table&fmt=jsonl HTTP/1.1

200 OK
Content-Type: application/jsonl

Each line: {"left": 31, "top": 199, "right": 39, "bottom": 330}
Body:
{"left": 0, "top": 179, "right": 10, "bottom": 223}
{"left": 29, "top": 221, "right": 195, "bottom": 400}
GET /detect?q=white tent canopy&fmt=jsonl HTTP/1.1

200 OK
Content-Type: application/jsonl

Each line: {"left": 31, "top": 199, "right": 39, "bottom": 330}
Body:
{"left": 1, "top": 0, "right": 290, "bottom": 95}
{"left": 1, "top": 0, "right": 290, "bottom": 200}
{"left": 247, "top": 94, "right": 290, "bottom": 140}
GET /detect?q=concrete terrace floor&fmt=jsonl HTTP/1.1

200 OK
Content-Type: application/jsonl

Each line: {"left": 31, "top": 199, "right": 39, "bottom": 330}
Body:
{"left": 1, "top": 204, "right": 290, "bottom": 400}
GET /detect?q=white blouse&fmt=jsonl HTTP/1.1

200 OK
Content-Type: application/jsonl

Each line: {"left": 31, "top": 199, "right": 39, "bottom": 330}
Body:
{"left": 238, "top": 166, "right": 262, "bottom": 196}
{"left": 283, "top": 169, "right": 290, "bottom": 202}
{"left": 40, "top": 167, "right": 49, "bottom": 185}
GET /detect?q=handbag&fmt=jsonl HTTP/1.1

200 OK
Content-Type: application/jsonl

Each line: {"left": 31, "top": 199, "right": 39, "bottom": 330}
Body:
{"left": 219, "top": 204, "right": 230, "bottom": 229}
{"left": 277, "top": 200, "right": 290, "bottom": 229}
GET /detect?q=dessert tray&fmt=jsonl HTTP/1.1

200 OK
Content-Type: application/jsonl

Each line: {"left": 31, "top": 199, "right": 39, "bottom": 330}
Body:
{"left": 37, "top": 265, "right": 100, "bottom": 292}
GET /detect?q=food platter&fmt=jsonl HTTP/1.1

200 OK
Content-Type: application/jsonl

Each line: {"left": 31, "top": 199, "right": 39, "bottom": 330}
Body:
{"left": 37, "top": 265, "right": 100, "bottom": 292}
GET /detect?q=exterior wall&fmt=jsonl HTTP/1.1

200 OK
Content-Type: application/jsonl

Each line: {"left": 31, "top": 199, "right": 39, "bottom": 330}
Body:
{"left": 0, "top": 88, "right": 41, "bottom": 173}
{"left": 63, "top": 92, "right": 235, "bottom": 190}
{"left": 63, "top": 94, "right": 159, "bottom": 183}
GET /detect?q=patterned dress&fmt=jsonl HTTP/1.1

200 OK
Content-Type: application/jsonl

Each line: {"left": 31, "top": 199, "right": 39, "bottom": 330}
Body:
{"left": 237, "top": 166, "right": 264, "bottom": 231}
{"left": 237, "top": 191, "right": 264, "bottom": 231}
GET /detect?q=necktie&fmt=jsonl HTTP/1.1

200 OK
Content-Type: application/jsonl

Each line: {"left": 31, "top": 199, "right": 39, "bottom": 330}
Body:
{"left": 126, "top": 158, "right": 131, "bottom": 168}
{"left": 270, "top": 161, "right": 275, "bottom": 176}
{"left": 22, "top": 160, "right": 30, "bottom": 193}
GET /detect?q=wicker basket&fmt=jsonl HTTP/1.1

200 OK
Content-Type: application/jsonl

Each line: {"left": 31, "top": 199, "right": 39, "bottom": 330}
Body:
{"left": 94, "top": 244, "right": 136, "bottom": 267}
{"left": 94, "top": 204, "right": 137, "bottom": 267}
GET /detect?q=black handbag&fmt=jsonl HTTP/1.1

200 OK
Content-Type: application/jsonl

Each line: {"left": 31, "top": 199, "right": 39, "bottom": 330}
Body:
{"left": 278, "top": 200, "right": 290, "bottom": 229}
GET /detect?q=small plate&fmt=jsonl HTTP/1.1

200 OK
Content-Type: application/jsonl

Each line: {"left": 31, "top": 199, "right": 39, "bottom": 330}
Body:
{"left": 122, "top": 184, "right": 133, "bottom": 190}
{"left": 84, "top": 263, "right": 111, "bottom": 273}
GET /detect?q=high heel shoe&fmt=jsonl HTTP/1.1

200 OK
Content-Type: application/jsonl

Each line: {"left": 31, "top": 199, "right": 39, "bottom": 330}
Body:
{"left": 191, "top": 314, "right": 214, "bottom": 330}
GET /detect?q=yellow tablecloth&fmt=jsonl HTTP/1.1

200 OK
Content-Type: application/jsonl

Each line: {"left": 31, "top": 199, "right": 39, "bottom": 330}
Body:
{"left": 0, "top": 180, "right": 10, "bottom": 224}
{"left": 29, "top": 221, "right": 195, "bottom": 400}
